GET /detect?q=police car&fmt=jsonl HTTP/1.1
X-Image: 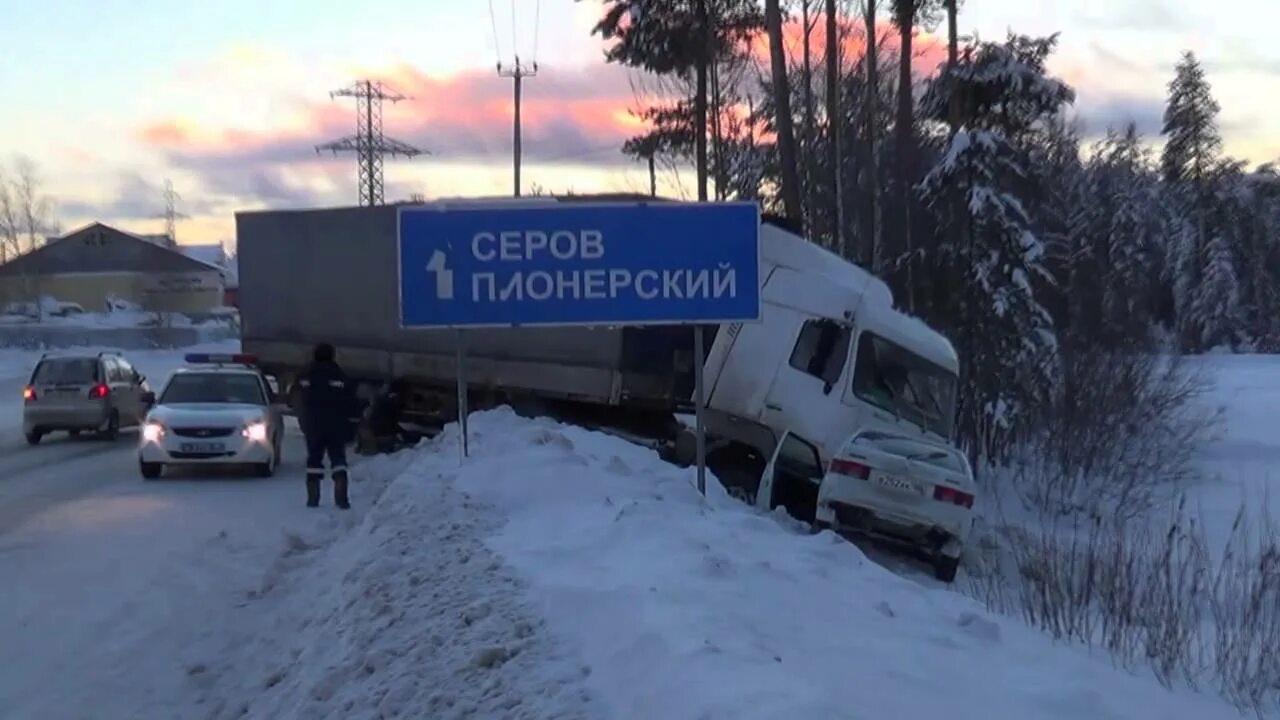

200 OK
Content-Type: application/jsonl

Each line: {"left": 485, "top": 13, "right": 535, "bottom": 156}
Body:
{"left": 137, "top": 353, "right": 285, "bottom": 479}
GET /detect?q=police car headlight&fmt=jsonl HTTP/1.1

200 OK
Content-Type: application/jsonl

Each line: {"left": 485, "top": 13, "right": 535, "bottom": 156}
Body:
{"left": 243, "top": 421, "right": 269, "bottom": 442}
{"left": 142, "top": 422, "right": 165, "bottom": 443}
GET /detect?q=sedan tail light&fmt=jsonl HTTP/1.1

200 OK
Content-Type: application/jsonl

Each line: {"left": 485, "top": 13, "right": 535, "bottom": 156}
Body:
{"left": 88, "top": 383, "right": 110, "bottom": 399}
{"left": 829, "top": 457, "right": 871, "bottom": 479}
{"left": 934, "top": 485, "right": 975, "bottom": 509}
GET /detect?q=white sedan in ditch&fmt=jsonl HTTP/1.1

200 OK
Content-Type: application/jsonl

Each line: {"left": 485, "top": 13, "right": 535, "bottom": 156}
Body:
{"left": 814, "top": 430, "right": 977, "bottom": 583}
{"left": 137, "top": 354, "right": 285, "bottom": 479}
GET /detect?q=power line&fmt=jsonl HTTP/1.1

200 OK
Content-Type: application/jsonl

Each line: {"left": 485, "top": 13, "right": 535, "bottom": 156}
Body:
{"left": 532, "top": 0, "right": 542, "bottom": 63}
{"left": 487, "top": 0, "right": 503, "bottom": 64}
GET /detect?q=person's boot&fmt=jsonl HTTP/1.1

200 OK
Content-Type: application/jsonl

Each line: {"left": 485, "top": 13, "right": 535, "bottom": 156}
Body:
{"left": 305, "top": 475, "right": 321, "bottom": 507}
{"left": 333, "top": 470, "right": 350, "bottom": 510}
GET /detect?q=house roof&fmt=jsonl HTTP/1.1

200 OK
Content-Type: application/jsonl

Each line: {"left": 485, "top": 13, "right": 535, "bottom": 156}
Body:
{"left": 181, "top": 243, "right": 227, "bottom": 268}
{"left": 0, "top": 222, "right": 222, "bottom": 277}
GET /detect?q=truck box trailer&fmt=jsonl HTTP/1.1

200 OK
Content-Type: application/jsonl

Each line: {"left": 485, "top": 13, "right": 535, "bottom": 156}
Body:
{"left": 236, "top": 196, "right": 964, "bottom": 539}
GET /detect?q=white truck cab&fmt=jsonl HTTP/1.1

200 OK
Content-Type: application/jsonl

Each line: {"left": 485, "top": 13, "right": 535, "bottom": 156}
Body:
{"left": 690, "top": 223, "right": 966, "bottom": 535}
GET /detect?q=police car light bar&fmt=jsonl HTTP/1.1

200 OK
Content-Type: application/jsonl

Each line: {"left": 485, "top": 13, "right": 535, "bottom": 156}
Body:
{"left": 185, "top": 353, "right": 258, "bottom": 365}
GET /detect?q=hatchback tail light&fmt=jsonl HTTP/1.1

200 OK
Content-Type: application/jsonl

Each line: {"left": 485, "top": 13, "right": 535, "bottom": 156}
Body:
{"left": 829, "top": 457, "right": 871, "bottom": 479}
{"left": 89, "top": 383, "right": 111, "bottom": 399}
{"left": 22, "top": 386, "right": 37, "bottom": 403}
{"left": 934, "top": 485, "right": 975, "bottom": 509}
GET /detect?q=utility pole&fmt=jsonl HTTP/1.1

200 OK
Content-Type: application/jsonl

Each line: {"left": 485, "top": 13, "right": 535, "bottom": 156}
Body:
{"left": 317, "top": 80, "right": 426, "bottom": 207}
{"left": 498, "top": 58, "right": 537, "bottom": 197}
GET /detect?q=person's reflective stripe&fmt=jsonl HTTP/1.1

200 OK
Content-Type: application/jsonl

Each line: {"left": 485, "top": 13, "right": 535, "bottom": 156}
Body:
{"left": 305, "top": 469, "right": 325, "bottom": 476}
{"left": 331, "top": 466, "right": 348, "bottom": 473}
{"left": 328, "top": 380, "right": 345, "bottom": 388}
{"left": 298, "top": 379, "right": 311, "bottom": 387}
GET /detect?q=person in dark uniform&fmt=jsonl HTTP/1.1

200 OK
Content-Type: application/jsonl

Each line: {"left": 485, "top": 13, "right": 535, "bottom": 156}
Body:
{"left": 298, "top": 342, "right": 357, "bottom": 509}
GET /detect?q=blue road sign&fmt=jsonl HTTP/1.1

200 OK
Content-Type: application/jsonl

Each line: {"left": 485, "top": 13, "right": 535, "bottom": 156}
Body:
{"left": 398, "top": 202, "right": 761, "bottom": 328}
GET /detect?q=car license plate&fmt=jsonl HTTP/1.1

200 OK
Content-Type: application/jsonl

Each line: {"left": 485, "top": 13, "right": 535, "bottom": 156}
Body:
{"left": 876, "top": 475, "right": 917, "bottom": 493}
{"left": 180, "top": 442, "right": 225, "bottom": 453}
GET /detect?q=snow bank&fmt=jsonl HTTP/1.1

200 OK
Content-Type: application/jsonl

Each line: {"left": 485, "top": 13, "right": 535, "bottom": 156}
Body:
{"left": 230, "top": 409, "right": 1240, "bottom": 720}
{"left": 200, "top": 444, "right": 603, "bottom": 720}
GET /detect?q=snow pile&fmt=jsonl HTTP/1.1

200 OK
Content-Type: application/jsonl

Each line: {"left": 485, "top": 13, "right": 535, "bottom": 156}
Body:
{"left": 219, "top": 409, "right": 1241, "bottom": 720}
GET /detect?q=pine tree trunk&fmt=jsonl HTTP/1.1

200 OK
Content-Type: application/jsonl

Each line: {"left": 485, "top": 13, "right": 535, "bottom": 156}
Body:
{"left": 710, "top": 59, "right": 726, "bottom": 200}
{"left": 766, "top": 0, "right": 804, "bottom": 228}
{"left": 695, "top": 0, "right": 710, "bottom": 202}
{"left": 826, "top": 0, "right": 845, "bottom": 257}
{"left": 895, "top": 0, "right": 916, "bottom": 309}
{"left": 801, "top": 1, "right": 817, "bottom": 233}
{"left": 864, "top": 0, "right": 881, "bottom": 272}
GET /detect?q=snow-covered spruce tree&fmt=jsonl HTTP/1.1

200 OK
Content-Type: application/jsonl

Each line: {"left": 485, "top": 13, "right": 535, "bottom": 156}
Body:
{"left": 1160, "top": 51, "right": 1232, "bottom": 351}
{"left": 1237, "top": 166, "right": 1280, "bottom": 350}
{"left": 1067, "top": 123, "right": 1164, "bottom": 349}
{"left": 916, "top": 33, "right": 1074, "bottom": 465}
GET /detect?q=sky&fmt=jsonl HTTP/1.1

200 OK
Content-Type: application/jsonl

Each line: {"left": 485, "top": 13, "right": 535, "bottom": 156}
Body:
{"left": 2, "top": 0, "right": 1279, "bottom": 249}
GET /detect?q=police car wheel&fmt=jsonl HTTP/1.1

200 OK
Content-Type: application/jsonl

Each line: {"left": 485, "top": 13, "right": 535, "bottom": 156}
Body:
{"left": 140, "top": 461, "right": 163, "bottom": 480}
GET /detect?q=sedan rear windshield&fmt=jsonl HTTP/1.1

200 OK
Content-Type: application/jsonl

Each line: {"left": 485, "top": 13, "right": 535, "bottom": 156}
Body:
{"left": 32, "top": 358, "right": 100, "bottom": 385}
{"left": 161, "top": 373, "right": 266, "bottom": 405}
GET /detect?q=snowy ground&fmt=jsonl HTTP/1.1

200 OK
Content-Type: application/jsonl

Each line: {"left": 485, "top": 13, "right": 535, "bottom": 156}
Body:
{"left": 1185, "top": 354, "right": 1280, "bottom": 556}
{"left": 0, "top": 346, "right": 1266, "bottom": 719}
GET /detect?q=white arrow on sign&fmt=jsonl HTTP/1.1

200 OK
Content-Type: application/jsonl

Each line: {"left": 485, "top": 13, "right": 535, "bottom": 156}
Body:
{"left": 427, "top": 250, "right": 454, "bottom": 300}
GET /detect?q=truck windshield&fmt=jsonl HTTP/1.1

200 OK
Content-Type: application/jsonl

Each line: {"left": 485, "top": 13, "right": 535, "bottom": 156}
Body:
{"left": 852, "top": 332, "right": 956, "bottom": 439}
{"left": 161, "top": 373, "right": 266, "bottom": 405}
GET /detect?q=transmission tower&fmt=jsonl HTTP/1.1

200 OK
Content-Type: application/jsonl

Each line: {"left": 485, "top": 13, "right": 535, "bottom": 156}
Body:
{"left": 155, "top": 179, "right": 186, "bottom": 247}
{"left": 316, "top": 80, "right": 426, "bottom": 207}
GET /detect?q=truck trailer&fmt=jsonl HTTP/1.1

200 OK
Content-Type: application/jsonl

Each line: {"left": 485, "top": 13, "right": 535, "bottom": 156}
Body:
{"left": 236, "top": 196, "right": 964, "bottom": 535}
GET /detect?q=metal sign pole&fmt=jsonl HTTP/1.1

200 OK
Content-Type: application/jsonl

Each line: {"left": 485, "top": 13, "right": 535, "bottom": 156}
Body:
{"left": 456, "top": 329, "right": 469, "bottom": 461}
{"left": 694, "top": 325, "right": 707, "bottom": 496}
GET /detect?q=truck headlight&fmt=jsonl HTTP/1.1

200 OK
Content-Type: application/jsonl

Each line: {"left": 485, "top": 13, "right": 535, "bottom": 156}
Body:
{"left": 142, "top": 422, "right": 165, "bottom": 443}
{"left": 243, "top": 421, "right": 269, "bottom": 442}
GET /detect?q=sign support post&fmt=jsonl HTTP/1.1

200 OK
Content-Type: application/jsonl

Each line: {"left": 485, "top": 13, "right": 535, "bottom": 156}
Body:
{"left": 694, "top": 325, "right": 707, "bottom": 496}
{"left": 456, "top": 330, "right": 469, "bottom": 461}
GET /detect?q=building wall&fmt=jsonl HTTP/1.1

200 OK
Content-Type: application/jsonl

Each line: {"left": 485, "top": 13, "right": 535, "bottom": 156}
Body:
{"left": 0, "top": 271, "right": 223, "bottom": 314}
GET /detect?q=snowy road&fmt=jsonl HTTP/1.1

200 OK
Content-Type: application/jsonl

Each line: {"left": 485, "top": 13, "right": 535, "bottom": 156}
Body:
{"left": 0, "top": 344, "right": 360, "bottom": 720}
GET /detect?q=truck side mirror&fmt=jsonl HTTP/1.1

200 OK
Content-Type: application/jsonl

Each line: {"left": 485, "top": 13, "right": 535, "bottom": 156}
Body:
{"left": 823, "top": 381, "right": 834, "bottom": 396}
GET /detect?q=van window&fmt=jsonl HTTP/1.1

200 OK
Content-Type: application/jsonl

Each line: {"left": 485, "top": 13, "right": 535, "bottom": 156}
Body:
{"left": 852, "top": 333, "right": 957, "bottom": 439}
{"left": 788, "top": 319, "right": 851, "bottom": 387}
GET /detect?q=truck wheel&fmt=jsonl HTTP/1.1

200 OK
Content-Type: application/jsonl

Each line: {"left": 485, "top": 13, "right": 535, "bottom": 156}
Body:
{"left": 933, "top": 554, "right": 961, "bottom": 584}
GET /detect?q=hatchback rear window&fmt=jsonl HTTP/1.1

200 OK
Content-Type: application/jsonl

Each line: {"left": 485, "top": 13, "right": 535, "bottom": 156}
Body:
{"left": 32, "top": 358, "right": 100, "bottom": 385}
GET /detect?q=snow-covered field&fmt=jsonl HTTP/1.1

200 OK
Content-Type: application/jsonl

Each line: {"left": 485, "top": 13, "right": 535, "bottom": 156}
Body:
{"left": 0, "top": 345, "right": 1271, "bottom": 719}
{"left": 1186, "top": 354, "right": 1280, "bottom": 556}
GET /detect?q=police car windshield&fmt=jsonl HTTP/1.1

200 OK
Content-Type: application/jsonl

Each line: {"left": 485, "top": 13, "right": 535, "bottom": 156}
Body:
{"left": 161, "top": 373, "right": 265, "bottom": 405}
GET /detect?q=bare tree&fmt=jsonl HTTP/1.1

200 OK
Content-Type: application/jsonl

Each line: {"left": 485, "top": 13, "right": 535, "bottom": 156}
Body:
{"left": 0, "top": 166, "right": 19, "bottom": 265}
{"left": 800, "top": 0, "right": 819, "bottom": 230}
{"left": 765, "top": 0, "right": 804, "bottom": 227}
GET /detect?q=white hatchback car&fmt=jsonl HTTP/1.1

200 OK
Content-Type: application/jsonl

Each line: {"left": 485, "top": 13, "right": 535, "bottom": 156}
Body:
{"left": 814, "top": 430, "right": 976, "bottom": 582}
{"left": 138, "top": 353, "right": 285, "bottom": 479}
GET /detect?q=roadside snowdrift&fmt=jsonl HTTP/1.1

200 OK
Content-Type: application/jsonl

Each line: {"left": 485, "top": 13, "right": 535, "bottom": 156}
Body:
{"left": 222, "top": 409, "right": 1241, "bottom": 719}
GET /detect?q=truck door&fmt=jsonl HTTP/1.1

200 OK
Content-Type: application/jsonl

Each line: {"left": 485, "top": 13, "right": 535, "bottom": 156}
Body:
{"left": 760, "top": 317, "right": 852, "bottom": 439}
{"left": 704, "top": 276, "right": 799, "bottom": 421}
